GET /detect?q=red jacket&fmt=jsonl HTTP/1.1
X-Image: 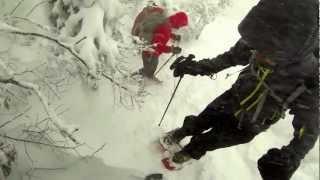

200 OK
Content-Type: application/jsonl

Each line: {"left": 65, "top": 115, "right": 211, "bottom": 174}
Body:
{"left": 134, "top": 9, "right": 188, "bottom": 57}
{"left": 151, "top": 11, "right": 188, "bottom": 57}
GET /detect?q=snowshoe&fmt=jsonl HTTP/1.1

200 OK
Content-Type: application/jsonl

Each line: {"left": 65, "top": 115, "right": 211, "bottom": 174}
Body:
{"left": 159, "top": 130, "right": 182, "bottom": 154}
{"left": 158, "top": 131, "right": 192, "bottom": 171}
{"left": 161, "top": 151, "right": 191, "bottom": 171}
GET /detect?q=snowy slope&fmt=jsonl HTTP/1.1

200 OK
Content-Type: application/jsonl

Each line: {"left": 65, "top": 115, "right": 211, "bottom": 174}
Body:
{"left": 44, "top": 1, "right": 318, "bottom": 180}
{"left": 1, "top": 0, "right": 318, "bottom": 180}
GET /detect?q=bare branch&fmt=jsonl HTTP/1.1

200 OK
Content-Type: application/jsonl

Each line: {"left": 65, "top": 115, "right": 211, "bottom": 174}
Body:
{"left": 89, "top": 143, "right": 106, "bottom": 157}
{"left": 24, "top": 142, "right": 34, "bottom": 165}
{"left": 0, "top": 106, "right": 31, "bottom": 129}
{"left": 32, "top": 167, "right": 65, "bottom": 171}
{"left": 25, "top": 143, "right": 106, "bottom": 174}
{"left": 74, "top": 36, "right": 87, "bottom": 45}
{"left": 10, "top": 0, "right": 25, "bottom": 15}
{"left": 102, "top": 72, "right": 130, "bottom": 92}
{"left": 2, "top": 30, "right": 95, "bottom": 78}
{"left": 0, "top": 60, "right": 79, "bottom": 144}
{"left": 32, "top": 71, "right": 61, "bottom": 100}
{"left": 9, "top": 16, "right": 54, "bottom": 32}
{"left": 26, "top": 0, "right": 51, "bottom": 17}
{"left": 0, "top": 134, "right": 82, "bottom": 149}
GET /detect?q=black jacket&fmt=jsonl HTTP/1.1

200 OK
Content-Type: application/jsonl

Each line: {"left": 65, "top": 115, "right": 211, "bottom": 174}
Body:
{"left": 195, "top": 0, "right": 319, "bottom": 165}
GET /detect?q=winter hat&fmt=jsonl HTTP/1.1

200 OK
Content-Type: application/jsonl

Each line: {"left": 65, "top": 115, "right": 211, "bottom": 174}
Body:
{"left": 238, "top": 0, "right": 318, "bottom": 65}
{"left": 169, "top": 11, "right": 188, "bottom": 29}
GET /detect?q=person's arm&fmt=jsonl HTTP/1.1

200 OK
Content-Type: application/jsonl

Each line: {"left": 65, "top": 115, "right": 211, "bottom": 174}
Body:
{"left": 284, "top": 89, "right": 319, "bottom": 160}
{"left": 151, "top": 24, "right": 175, "bottom": 55}
{"left": 152, "top": 33, "right": 172, "bottom": 54}
{"left": 172, "top": 39, "right": 253, "bottom": 77}
{"left": 196, "top": 38, "right": 252, "bottom": 75}
{"left": 258, "top": 87, "right": 319, "bottom": 180}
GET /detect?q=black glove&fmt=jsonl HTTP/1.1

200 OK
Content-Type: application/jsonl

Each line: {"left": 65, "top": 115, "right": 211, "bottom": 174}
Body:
{"left": 258, "top": 148, "right": 300, "bottom": 180}
{"left": 171, "top": 46, "right": 182, "bottom": 54}
{"left": 172, "top": 34, "right": 181, "bottom": 41}
{"left": 171, "top": 55, "right": 205, "bottom": 77}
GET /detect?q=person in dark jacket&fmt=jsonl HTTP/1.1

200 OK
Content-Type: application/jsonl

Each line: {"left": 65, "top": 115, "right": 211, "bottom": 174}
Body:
{"left": 131, "top": 4, "right": 188, "bottom": 81}
{"left": 161, "top": 0, "right": 319, "bottom": 179}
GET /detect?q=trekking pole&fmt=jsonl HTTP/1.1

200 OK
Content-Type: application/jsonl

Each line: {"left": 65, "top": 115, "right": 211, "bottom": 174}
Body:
{"left": 158, "top": 54, "right": 195, "bottom": 127}
{"left": 155, "top": 39, "right": 180, "bottom": 76}
{"left": 158, "top": 75, "right": 183, "bottom": 126}
{"left": 155, "top": 54, "right": 175, "bottom": 75}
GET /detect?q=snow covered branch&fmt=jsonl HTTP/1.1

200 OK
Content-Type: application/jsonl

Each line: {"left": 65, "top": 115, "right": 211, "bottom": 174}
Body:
{"left": 1, "top": 30, "right": 96, "bottom": 78}
{"left": 0, "top": 59, "right": 79, "bottom": 144}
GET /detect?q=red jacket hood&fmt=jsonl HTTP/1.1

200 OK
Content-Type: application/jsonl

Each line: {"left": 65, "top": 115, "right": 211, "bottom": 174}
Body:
{"left": 169, "top": 11, "right": 188, "bottom": 29}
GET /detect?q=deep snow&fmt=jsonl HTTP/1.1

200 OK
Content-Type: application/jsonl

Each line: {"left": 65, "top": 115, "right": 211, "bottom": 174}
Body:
{"left": 1, "top": 0, "right": 319, "bottom": 180}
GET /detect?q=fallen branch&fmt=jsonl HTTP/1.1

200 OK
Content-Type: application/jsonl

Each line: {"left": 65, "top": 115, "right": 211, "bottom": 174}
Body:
{"left": 26, "top": 0, "right": 51, "bottom": 17}
{"left": 102, "top": 72, "right": 130, "bottom": 92}
{"left": 9, "top": 16, "right": 54, "bottom": 32}
{"left": 0, "top": 134, "right": 82, "bottom": 150}
{"left": 10, "top": 0, "right": 25, "bottom": 15}
{"left": 26, "top": 143, "right": 107, "bottom": 175}
{"left": 89, "top": 143, "right": 106, "bottom": 157}
{"left": 0, "top": 106, "right": 31, "bottom": 129}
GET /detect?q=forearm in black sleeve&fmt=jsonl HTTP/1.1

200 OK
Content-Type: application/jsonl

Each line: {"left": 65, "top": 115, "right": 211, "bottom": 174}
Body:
{"left": 283, "top": 90, "right": 319, "bottom": 161}
{"left": 196, "top": 38, "right": 253, "bottom": 76}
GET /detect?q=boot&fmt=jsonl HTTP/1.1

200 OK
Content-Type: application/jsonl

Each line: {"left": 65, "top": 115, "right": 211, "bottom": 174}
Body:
{"left": 149, "top": 76, "right": 162, "bottom": 84}
{"left": 172, "top": 151, "right": 191, "bottom": 164}
{"left": 161, "top": 151, "right": 192, "bottom": 171}
{"left": 159, "top": 128, "right": 186, "bottom": 153}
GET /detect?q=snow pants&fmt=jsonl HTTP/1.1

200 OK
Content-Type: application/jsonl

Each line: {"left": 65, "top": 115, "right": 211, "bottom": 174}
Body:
{"left": 141, "top": 51, "right": 159, "bottom": 78}
{"left": 179, "top": 90, "right": 259, "bottom": 160}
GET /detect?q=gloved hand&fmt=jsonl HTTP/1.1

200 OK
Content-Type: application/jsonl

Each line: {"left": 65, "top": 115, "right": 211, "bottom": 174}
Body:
{"left": 172, "top": 59, "right": 201, "bottom": 77}
{"left": 258, "top": 148, "right": 300, "bottom": 180}
{"left": 172, "top": 34, "right": 181, "bottom": 41}
{"left": 171, "top": 46, "right": 182, "bottom": 54}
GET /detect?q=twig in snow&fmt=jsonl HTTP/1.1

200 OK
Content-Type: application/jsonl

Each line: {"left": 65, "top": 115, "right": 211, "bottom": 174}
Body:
{"left": 26, "top": 143, "right": 106, "bottom": 175}
{"left": 0, "top": 106, "right": 31, "bottom": 129}
{"left": 0, "top": 134, "right": 83, "bottom": 149}
{"left": 74, "top": 36, "right": 87, "bottom": 45}
{"left": 9, "top": 0, "right": 25, "bottom": 15}
{"left": 102, "top": 72, "right": 130, "bottom": 92}
{"left": 26, "top": 0, "right": 51, "bottom": 17}
{"left": 31, "top": 71, "right": 61, "bottom": 100}
{"left": 9, "top": 16, "right": 54, "bottom": 32}
{"left": 88, "top": 143, "right": 107, "bottom": 157}
{"left": 24, "top": 142, "right": 34, "bottom": 165}
{"left": 32, "top": 167, "right": 65, "bottom": 171}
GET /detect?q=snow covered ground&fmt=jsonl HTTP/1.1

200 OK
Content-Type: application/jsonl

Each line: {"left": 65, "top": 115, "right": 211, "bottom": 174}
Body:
{"left": 1, "top": 0, "right": 318, "bottom": 180}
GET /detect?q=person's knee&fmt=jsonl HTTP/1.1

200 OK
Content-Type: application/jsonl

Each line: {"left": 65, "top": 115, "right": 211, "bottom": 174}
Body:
{"left": 182, "top": 115, "right": 200, "bottom": 135}
{"left": 183, "top": 115, "right": 197, "bottom": 126}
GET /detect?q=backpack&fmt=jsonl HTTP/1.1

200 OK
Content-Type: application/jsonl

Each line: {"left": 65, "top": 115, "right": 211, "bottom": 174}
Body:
{"left": 132, "top": 6, "right": 168, "bottom": 42}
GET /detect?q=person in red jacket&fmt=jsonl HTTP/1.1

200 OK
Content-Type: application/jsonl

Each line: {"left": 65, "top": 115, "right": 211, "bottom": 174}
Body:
{"left": 131, "top": 5, "right": 188, "bottom": 82}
